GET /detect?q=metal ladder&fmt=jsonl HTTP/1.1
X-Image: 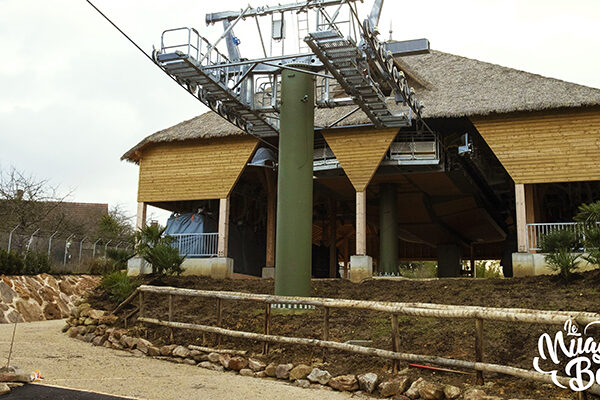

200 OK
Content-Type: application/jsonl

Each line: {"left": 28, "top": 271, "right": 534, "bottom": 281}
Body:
{"left": 305, "top": 30, "right": 411, "bottom": 128}
{"left": 157, "top": 52, "right": 279, "bottom": 137}
{"left": 296, "top": 10, "right": 310, "bottom": 53}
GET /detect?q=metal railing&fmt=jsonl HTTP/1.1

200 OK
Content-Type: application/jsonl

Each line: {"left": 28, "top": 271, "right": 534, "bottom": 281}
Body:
{"left": 526, "top": 222, "right": 599, "bottom": 251}
{"left": 170, "top": 233, "right": 218, "bottom": 258}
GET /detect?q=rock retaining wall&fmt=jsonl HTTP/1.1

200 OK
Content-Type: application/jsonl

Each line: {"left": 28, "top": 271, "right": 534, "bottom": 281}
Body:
{"left": 0, "top": 274, "right": 99, "bottom": 323}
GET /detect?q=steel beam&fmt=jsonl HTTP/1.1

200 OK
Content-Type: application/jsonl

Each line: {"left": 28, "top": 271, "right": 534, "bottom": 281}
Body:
{"left": 274, "top": 68, "right": 315, "bottom": 297}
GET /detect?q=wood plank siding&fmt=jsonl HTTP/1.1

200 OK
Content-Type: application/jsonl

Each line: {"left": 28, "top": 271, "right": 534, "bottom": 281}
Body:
{"left": 137, "top": 136, "right": 258, "bottom": 202}
{"left": 323, "top": 128, "right": 399, "bottom": 191}
{"left": 472, "top": 108, "right": 600, "bottom": 184}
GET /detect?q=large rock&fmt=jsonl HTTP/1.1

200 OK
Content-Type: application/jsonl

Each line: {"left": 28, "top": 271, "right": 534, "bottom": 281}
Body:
{"left": 265, "top": 363, "right": 277, "bottom": 377}
{"left": 228, "top": 357, "right": 248, "bottom": 371}
{"left": 207, "top": 353, "right": 221, "bottom": 363}
{"left": 404, "top": 377, "right": 425, "bottom": 399}
{"left": 295, "top": 379, "right": 310, "bottom": 388}
{"left": 97, "top": 314, "right": 119, "bottom": 325}
{"left": 0, "top": 383, "right": 10, "bottom": 395}
{"left": 148, "top": 346, "right": 161, "bottom": 357}
{"left": 0, "top": 281, "right": 15, "bottom": 303}
{"left": 160, "top": 345, "right": 177, "bottom": 356}
{"left": 87, "top": 309, "right": 105, "bottom": 320}
{"left": 275, "top": 363, "right": 294, "bottom": 379}
{"left": 419, "top": 381, "right": 444, "bottom": 400}
{"left": 172, "top": 346, "right": 191, "bottom": 358}
{"left": 289, "top": 364, "right": 312, "bottom": 381}
{"left": 444, "top": 385, "right": 461, "bottom": 399}
{"left": 357, "top": 373, "right": 378, "bottom": 393}
{"left": 92, "top": 335, "right": 106, "bottom": 346}
{"left": 218, "top": 354, "right": 231, "bottom": 369}
{"left": 307, "top": 368, "right": 331, "bottom": 385}
{"left": 328, "top": 375, "right": 358, "bottom": 392}
{"left": 464, "top": 388, "right": 488, "bottom": 400}
{"left": 248, "top": 358, "right": 266, "bottom": 372}
{"left": 43, "top": 303, "right": 62, "bottom": 320}
{"left": 135, "top": 338, "right": 153, "bottom": 354}
{"left": 239, "top": 369, "right": 254, "bottom": 377}
{"left": 198, "top": 361, "right": 224, "bottom": 372}
{"left": 379, "top": 376, "right": 411, "bottom": 397}
{"left": 14, "top": 299, "right": 44, "bottom": 321}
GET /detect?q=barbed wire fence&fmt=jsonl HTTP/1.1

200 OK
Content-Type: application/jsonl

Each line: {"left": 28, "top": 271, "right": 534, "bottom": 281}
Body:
{"left": 0, "top": 226, "right": 134, "bottom": 273}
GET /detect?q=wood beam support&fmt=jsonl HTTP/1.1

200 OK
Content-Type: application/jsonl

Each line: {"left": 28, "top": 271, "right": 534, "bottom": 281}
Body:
{"left": 328, "top": 198, "right": 337, "bottom": 278}
{"left": 515, "top": 184, "right": 527, "bottom": 253}
{"left": 218, "top": 197, "right": 230, "bottom": 257}
{"left": 136, "top": 202, "right": 147, "bottom": 231}
{"left": 356, "top": 190, "right": 367, "bottom": 255}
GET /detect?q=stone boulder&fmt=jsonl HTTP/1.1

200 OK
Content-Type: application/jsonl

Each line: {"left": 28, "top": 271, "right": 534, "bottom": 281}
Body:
{"left": 444, "top": 385, "right": 461, "bottom": 399}
{"left": 160, "top": 345, "right": 177, "bottom": 356}
{"left": 239, "top": 369, "right": 254, "bottom": 377}
{"left": 306, "top": 368, "right": 331, "bottom": 385}
{"left": 275, "top": 363, "right": 294, "bottom": 379}
{"left": 265, "top": 362, "right": 277, "bottom": 377}
{"left": 379, "top": 376, "right": 411, "bottom": 397}
{"left": 218, "top": 354, "right": 231, "bottom": 369}
{"left": 172, "top": 346, "right": 191, "bottom": 358}
{"left": 289, "top": 364, "right": 312, "bottom": 381}
{"left": 328, "top": 375, "right": 358, "bottom": 392}
{"left": 357, "top": 373, "right": 378, "bottom": 393}
{"left": 248, "top": 358, "right": 266, "bottom": 372}
{"left": 464, "top": 388, "right": 488, "bottom": 400}
{"left": 404, "top": 377, "right": 425, "bottom": 399}
{"left": 419, "top": 381, "right": 444, "bottom": 400}
{"left": 228, "top": 357, "right": 248, "bottom": 371}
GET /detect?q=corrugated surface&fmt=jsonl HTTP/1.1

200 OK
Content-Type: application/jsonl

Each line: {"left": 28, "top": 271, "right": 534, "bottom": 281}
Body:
{"left": 323, "top": 128, "right": 399, "bottom": 191}
{"left": 472, "top": 109, "right": 600, "bottom": 184}
{"left": 138, "top": 137, "right": 258, "bottom": 202}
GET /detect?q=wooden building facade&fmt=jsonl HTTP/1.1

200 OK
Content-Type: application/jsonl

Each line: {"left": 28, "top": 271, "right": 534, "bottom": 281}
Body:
{"left": 123, "top": 50, "right": 600, "bottom": 278}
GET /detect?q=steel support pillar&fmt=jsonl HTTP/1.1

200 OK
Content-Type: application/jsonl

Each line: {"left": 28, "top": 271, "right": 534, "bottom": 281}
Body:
{"left": 379, "top": 183, "right": 398, "bottom": 274}
{"left": 275, "top": 68, "right": 315, "bottom": 297}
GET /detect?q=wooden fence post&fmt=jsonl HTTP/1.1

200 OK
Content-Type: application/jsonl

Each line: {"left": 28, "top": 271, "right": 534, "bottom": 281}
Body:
{"left": 263, "top": 303, "right": 271, "bottom": 354}
{"left": 475, "top": 318, "right": 484, "bottom": 385}
{"left": 216, "top": 298, "right": 223, "bottom": 346}
{"left": 391, "top": 314, "right": 400, "bottom": 372}
{"left": 138, "top": 291, "right": 144, "bottom": 320}
{"left": 323, "top": 307, "right": 330, "bottom": 361}
{"left": 168, "top": 294, "right": 174, "bottom": 342}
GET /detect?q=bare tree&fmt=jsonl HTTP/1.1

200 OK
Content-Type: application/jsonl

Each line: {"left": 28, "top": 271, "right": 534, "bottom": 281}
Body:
{"left": 0, "top": 167, "right": 71, "bottom": 235}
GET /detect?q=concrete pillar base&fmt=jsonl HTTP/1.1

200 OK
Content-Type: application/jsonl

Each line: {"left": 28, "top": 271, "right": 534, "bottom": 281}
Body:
{"left": 180, "top": 257, "right": 234, "bottom": 279}
{"left": 127, "top": 256, "right": 152, "bottom": 276}
{"left": 437, "top": 244, "right": 462, "bottom": 277}
{"left": 349, "top": 255, "right": 373, "bottom": 283}
{"left": 262, "top": 267, "right": 275, "bottom": 279}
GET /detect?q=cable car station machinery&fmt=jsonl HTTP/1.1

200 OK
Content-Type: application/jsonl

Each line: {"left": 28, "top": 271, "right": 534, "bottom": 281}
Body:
{"left": 152, "top": 0, "right": 431, "bottom": 297}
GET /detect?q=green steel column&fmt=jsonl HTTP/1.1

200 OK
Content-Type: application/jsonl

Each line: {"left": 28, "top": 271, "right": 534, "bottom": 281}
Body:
{"left": 379, "top": 183, "right": 399, "bottom": 274}
{"left": 275, "top": 68, "right": 315, "bottom": 297}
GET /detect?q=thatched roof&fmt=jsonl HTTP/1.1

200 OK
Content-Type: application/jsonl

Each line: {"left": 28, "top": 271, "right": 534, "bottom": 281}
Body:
{"left": 123, "top": 50, "right": 600, "bottom": 162}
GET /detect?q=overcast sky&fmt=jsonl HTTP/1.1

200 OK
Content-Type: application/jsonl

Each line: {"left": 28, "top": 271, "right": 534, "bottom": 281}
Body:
{"left": 0, "top": 0, "right": 599, "bottom": 226}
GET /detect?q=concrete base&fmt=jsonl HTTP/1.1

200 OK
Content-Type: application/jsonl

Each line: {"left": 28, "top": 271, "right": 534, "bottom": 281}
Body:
{"left": 180, "top": 257, "right": 234, "bottom": 279}
{"left": 127, "top": 256, "right": 153, "bottom": 276}
{"left": 513, "top": 252, "right": 598, "bottom": 277}
{"left": 437, "top": 244, "right": 462, "bottom": 277}
{"left": 349, "top": 255, "right": 373, "bottom": 283}
{"left": 262, "top": 267, "right": 275, "bottom": 279}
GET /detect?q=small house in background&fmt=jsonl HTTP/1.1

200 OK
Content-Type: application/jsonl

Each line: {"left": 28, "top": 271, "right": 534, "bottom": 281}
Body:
{"left": 122, "top": 49, "right": 600, "bottom": 279}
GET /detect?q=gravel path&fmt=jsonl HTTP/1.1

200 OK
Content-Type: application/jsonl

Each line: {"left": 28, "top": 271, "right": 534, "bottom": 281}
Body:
{"left": 0, "top": 320, "right": 355, "bottom": 400}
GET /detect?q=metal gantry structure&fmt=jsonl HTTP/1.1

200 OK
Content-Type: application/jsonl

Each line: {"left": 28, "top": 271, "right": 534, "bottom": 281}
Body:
{"left": 153, "top": 0, "right": 431, "bottom": 296}
{"left": 153, "top": 0, "right": 429, "bottom": 137}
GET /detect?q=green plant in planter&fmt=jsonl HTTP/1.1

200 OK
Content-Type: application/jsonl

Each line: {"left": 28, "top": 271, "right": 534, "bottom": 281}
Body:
{"left": 574, "top": 201, "right": 600, "bottom": 267}
{"left": 135, "top": 225, "right": 184, "bottom": 276}
{"left": 539, "top": 229, "right": 582, "bottom": 281}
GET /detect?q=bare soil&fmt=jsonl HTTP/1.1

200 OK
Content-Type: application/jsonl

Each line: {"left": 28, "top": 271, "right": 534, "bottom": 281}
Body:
{"left": 89, "top": 270, "right": 600, "bottom": 400}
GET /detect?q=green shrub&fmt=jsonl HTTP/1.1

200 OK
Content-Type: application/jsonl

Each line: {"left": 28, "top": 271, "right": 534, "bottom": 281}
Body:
{"left": 0, "top": 249, "right": 25, "bottom": 275}
{"left": 540, "top": 229, "right": 582, "bottom": 281}
{"left": 106, "top": 248, "right": 134, "bottom": 270}
{"left": 399, "top": 262, "right": 437, "bottom": 279}
{"left": 475, "top": 260, "right": 503, "bottom": 278}
{"left": 574, "top": 201, "right": 600, "bottom": 267}
{"left": 23, "top": 251, "right": 51, "bottom": 275}
{"left": 135, "top": 225, "right": 184, "bottom": 276}
{"left": 101, "top": 271, "right": 139, "bottom": 303}
{"left": 89, "top": 257, "right": 118, "bottom": 275}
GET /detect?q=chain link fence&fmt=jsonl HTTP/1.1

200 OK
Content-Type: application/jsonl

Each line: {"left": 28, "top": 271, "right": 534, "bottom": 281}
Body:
{"left": 0, "top": 226, "right": 133, "bottom": 273}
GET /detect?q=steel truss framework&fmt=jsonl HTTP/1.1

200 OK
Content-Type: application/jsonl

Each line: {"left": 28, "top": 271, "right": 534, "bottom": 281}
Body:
{"left": 152, "top": 0, "right": 430, "bottom": 137}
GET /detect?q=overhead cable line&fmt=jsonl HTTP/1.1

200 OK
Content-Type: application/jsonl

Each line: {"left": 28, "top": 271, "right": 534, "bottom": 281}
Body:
{"left": 83, "top": 0, "right": 278, "bottom": 151}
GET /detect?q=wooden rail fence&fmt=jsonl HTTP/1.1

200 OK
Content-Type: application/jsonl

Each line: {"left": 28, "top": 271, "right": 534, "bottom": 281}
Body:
{"left": 114, "top": 285, "right": 600, "bottom": 396}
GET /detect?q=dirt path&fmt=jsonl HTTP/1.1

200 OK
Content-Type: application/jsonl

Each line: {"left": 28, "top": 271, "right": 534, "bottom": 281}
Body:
{"left": 0, "top": 320, "right": 355, "bottom": 400}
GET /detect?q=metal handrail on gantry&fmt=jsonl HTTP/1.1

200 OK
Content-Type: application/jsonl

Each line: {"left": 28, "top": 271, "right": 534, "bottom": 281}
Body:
{"left": 151, "top": 0, "right": 431, "bottom": 137}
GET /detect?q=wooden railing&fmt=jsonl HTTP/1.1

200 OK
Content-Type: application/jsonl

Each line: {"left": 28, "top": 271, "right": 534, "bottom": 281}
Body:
{"left": 114, "top": 285, "right": 600, "bottom": 396}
